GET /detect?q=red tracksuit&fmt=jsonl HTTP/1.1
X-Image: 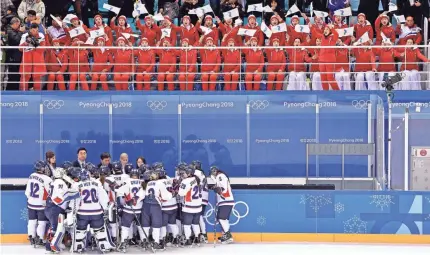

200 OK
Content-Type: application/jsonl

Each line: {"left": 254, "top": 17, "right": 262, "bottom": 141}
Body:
{"left": 110, "top": 21, "right": 135, "bottom": 45}
{"left": 243, "top": 48, "right": 264, "bottom": 90}
{"left": 136, "top": 20, "right": 161, "bottom": 46}
{"left": 19, "top": 33, "right": 49, "bottom": 91}
{"left": 67, "top": 47, "right": 90, "bottom": 90}
{"left": 134, "top": 48, "right": 156, "bottom": 90}
{"left": 396, "top": 24, "right": 423, "bottom": 45}
{"left": 335, "top": 48, "right": 350, "bottom": 72}
{"left": 313, "top": 28, "right": 340, "bottom": 90}
{"left": 265, "top": 48, "right": 286, "bottom": 90}
{"left": 306, "top": 18, "right": 325, "bottom": 45}
{"left": 221, "top": 45, "right": 241, "bottom": 90}
{"left": 45, "top": 49, "right": 68, "bottom": 90}
{"left": 91, "top": 48, "right": 114, "bottom": 90}
{"left": 113, "top": 49, "right": 134, "bottom": 90}
{"left": 287, "top": 48, "right": 311, "bottom": 72}
{"left": 243, "top": 24, "right": 264, "bottom": 46}
{"left": 352, "top": 48, "right": 376, "bottom": 72}
{"left": 155, "top": 49, "right": 176, "bottom": 91}
{"left": 269, "top": 23, "right": 287, "bottom": 46}
{"left": 286, "top": 25, "right": 308, "bottom": 46}
{"left": 218, "top": 23, "right": 242, "bottom": 45}
{"left": 200, "top": 47, "right": 221, "bottom": 90}
{"left": 309, "top": 48, "right": 320, "bottom": 72}
{"left": 91, "top": 24, "right": 114, "bottom": 46}
{"left": 375, "top": 16, "right": 395, "bottom": 45}
{"left": 176, "top": 48, "right": 198, "bottom": 91}
{"left": 172, "top": 24, "right": 199, "bottom": 46}
{"left": 196, "top": 22, "right": 219, "bottom": 45}
{"left": 373, "top": 48, "right": 401, "bottom": 72}
{"left": 397, "top": 47, "right": 429, "bottom": 71}
{"left": 354, "top": 21, "right": 374, "bottom": 41}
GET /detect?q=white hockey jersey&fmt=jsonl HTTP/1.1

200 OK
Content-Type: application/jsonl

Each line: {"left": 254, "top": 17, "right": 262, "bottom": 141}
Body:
{"left": 25, "top": 172, "right": 53, "bottom": 210}
{"left": 144, "top": 180, "right": 173, "bottom": 206}
{"left": 116, "top": 178, "right": 145, "bottom": 214}
{"left": 178, "top": 176, "right": 202, "bottom": 213}
{"left": 194, "top": 170, "right": 209, "bottom": 205}
{"left": 213, "top": 173, "right": 234, "bottom": 206}
{"left": 49, "top": 179, "right": 80, "bottom": 210}
{"left": 74, "top": 179, "right": 109, "bottom": 215}
{"left": 160, "top": 176, "right": 177, "bottom": 211}
{"left": 104, "top": 174, "right": 130, "bottom": 203}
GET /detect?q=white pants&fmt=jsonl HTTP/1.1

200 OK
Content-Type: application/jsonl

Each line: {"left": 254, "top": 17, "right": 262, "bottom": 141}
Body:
{"left": 311, "top": 72, "right": 323, "bottom": 90}
{"left": 402, "top": 70, "right": 421, "bottom": 90}
{"left": 334, "top": 71, "right": 351, "bottom": 90}
{"left": 288, "top": 71, "right": 308, "bottom": 90}
{"left": 355, "top": 71, "right": 377, "bottom": 90}
{"left": 377, "top": 72, "right": 401, "bottom": 90}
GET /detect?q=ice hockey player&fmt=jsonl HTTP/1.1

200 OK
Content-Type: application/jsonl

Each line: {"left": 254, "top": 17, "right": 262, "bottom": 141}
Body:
{"left": 190, "top": 160, "right": 209, "bottom": 243}
{"left": 116, "top": 168, "right": 146, "bottom": 252}
{"left": 25, "top": 160, "right": 53, "bottom": 247}
{"left": 209, "top": 166, "right": 234, "bottom": 244}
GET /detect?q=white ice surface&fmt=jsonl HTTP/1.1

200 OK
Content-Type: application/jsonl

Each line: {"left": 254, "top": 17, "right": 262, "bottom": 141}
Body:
{"left": 1, "top": 243, "right": 430, "bottom": 255}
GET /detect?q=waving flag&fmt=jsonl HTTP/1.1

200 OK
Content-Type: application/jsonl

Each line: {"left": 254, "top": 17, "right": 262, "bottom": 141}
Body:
{"left": 103, "top": 3, "right": 121, "bottom": 15}
{"left": 122, "top": 33, "right": 139, "bottom": 39}
{"left": 295, "top": 24, "right": 310, "bottom": 33}
{"left": 309, "top": 2, "right": 313, "bottom": 17}
{"left": 336, "top": 27, "right": 353, "bottom": 37}
{"left": 238, "top": 28, "right": 257, "bottom": 36}
{"left": 388, "top": 2, "right": 398, "bottom": 12}
{"left": 161, "top": 28, "right": 171, "bottom": 39}
{"left": 134, "top": 3, "right": 148, "bottom": 16}
{"left": 271, "top": 23, "right": 287, "bottom": 33}
{"left": 353, "top": 32, "right": 370, "bottom": 45}
{"left": 334, "top": 7, "right": 352, "bottom": 17}
{"left": 84, "top": 37, "right": 95, "bottom": 45}
{"left": 263, "top": 5, "right": 273, "bottom": 13}
{"left": 50, "top": 14, "right": 63, "bottom": 27}
{"left": 90, "top": 28, "right": 104, "bottom": 38}
{"left": 261, "top": 21, "right": 272, "bottom": 38}
{"left": 200, "top": 26, "right": 212, "bottom": 35}
{"left": 286, "top": 4, "right": 300, "bottom": 16}
{"left": 247, "top": 3, "right": 263, "bottom": 12}
{"left": 69, "top": 26, "right": 86, "bottom": 38}
{"left": 153, "top": 13, "right": 164, "bottom": 21}
{"left": 223, "top": 8, "right": 239, "bottom": 20}
{"left": 313, "top": 10, "right": 329, "bottom": 18}
{"left": 394, "top": 14, "right": 405, "bottom": 23}
{"left": 202, "top": 5, "right": 214, "bottom": 14}
{"left": 63, "top": 14, "right": 77, "bottom": 24}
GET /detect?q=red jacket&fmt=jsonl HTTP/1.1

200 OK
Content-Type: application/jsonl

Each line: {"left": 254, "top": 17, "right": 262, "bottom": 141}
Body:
{"left": 265, "top": 49, "right": 286, "bottom": 72}
{"left": 136, "top": 20, "right": 161, "bottom": 46}
{"left": 396, "top": 24, "right": 423, "bottom": 45}
{"left": 110, "top": 21, "right": 135, "bottom": 44}
{"left": 335, "top": 48, "right": 350, "bottom": 72}
{"left": 91, "top": 24, "right": 114, "bottom": 46}
{"left": 308, "top": 48, "right": 320, "bottom": 72}
{"left": 353, "top": 48, "right": 376, "bottom": 72}
{"left": 196, "top": 22, "right": 219, "bottom": 45}
{"left": 373, "top": 48, "right": 401, "bottom": 72}
{"left": 91, "top": 49, "right": 114, "bottom": 72}
{"left": 286, "top": 25, "right": 308, "bottom": 46}
{"left": 287, "top": 48, "right": 311, "bottom": 72}
{"left": 243, "top": 49, "right": 264, "bottom": 72}
{"left": 175, "top": 48, "right": 198, "bottom": 73}
{"left": 354, "top": 21, "right": 374, "bottom": 41}
{"left": 67, "top": 48, "right": 90, "bottom": 73}
{"left": 306, "top": 18, "right": 325, "bottom": 45}
{"left": 269, "top": 23, "right": 287, "bottom": 46}
{"left": 375, "top": 16, "right": 395, "bottom": 45}
{"left": 314, "top": 28, "right": 339, "bottom": 63}
{"left": 155, "top": 49, "right": 177, "bottom": 73}
{"left": 172, "top": 24, "right": 199, "bottom": 45}
{"left": 45, "top": 49, "right": 68, "bottom": 73}
{"left": 113, "top": 49, "right": 134, "bottom": 73}
{"left": 242, "top": 24, "right": 264, "bottom": 46}
{"left": 218, "top": 23, "right": 242, "bottom": 45}
{"left": 221, "top": 48, "right": 241, "bottom": 73}
{"left": 134, "top": 48, "right": 156, "bottom": 73}
{"left": 199, "top": 48, "right": 221, "bottom": 72}
{"left": 397, "top": 47, "right": 429, "bottom": 71}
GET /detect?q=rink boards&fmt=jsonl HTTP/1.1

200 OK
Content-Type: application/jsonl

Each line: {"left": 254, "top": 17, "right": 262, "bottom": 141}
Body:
{"left": 2, "top": 190, "right": 430, "bottom": 244}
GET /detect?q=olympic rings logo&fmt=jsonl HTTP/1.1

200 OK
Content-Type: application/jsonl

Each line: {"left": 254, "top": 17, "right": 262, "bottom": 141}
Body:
{"left": 204, "top": 201, "right": 249, "bottom": 226}
{"left": 248, "top": 100, "right": 269, "bottom": 110}
{"left": 147, "top": 101, "right": 167, "bottom": 110}
{"left": 352, "top": 100, "right": 371, "bottom": 110}
{"left": 43, "top": 100, "right": 64, "bottom": 110}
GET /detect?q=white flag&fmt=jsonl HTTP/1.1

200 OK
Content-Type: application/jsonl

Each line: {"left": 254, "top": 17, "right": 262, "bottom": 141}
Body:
{"left": 261, "top": 21, "right": 272, "bottom": 38}
{"left": 63, "top": 14, "right": 76, "bottom": 24}
{"left": 189, "top": 8, "right": 205, "bottom": 17}
{"left": 294, "top": 24, "right": 310, "bottom": 33}
{"left": 353, "top": 32, "right": 370, "bottom": 45}
{"left": 286, "top": 4, "right": 300, "bottom": 16}
{"left": 103, "top": 3, "right": 121, "bottom": 15}
{"left": 313, "top": 10, "right": 328, "bottom": 18}
{"left": 134, "top": 3, "right": 148, "bottom": 15}
{"left": 84, "top": 37, "right": 95, "bottom": 45}
{"left": 238, "top": 28, "right": 256, "bottom": 36}
{"left": 336, "top": 27, "right": 354, "bottom": 37}
{"left": 309, "top": 2, "right": 313, "bottom": 17}
{"left": 380, "top": 31, "right": 388, "bottom": 40}
{"left": 223, "top": 8, "right": 239, "bottom": 20}
{"left": 90, "top": 28, "right": 105, "bottom": 38}
{"left": 153, "top": 13, "right": 165, "bottom": 21}
{"left": 263, "top": 5, "right": 273, "bottom": 13}
{"left": 69, "top": 26, "right": 86, "bottom": 38}
{"left": 200, "top": 26, "right": 212, "bottom": 35}
{"left": 271, "top": 23, "right": 287, "bottom": 33}
{"left": 161, "top": 28, "right": 171, "bottom": 39}
{"left": 388, "top": 2, "right": 397, "bottom": 12}
{"left": 409, "top": 0, "right": 414, "bottom": 6}
{"left": 334, "top": 7, "right": 352, "bottom": 17}
{"left": 50, "top": 14, "right": 63, "bottom": 27}
{"left": 202, "top": 4, "right": 214, "bottom": 13}
{"left": 394, "top": 14, "right": 405, "bottom": 23}
{"left": 247, "top": 3, "right": 263, "bottom": 13}
{"left": 122, "top": 33, "right": 139, "bottom": 39}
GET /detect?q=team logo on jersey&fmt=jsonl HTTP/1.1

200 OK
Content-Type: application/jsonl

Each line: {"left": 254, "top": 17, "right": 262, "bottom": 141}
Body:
{"left": 43, "top": 100, "right": 64, "bottom": 110}
{"left": 146, "top": 100, "right": 167, "bottom": 110}
{"left": 352, "top": 100, "right": 371, "bottom": 109}
{"left": 248, "top": 100, "right": 269, "bottom": 110}
{"left": 204, "top": 201, "right": 249, "bottom": 226}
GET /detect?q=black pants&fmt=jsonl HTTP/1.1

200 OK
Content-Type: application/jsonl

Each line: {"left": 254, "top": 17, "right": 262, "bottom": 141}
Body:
{"left": 6, "top": 61, "right": 20, "bottom": 90}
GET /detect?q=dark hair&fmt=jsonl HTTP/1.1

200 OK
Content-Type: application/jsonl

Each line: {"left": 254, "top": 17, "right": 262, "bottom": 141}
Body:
{"left": 100, "top": 152, "right": 111, "bottom": 160}
{"left": 30, "top": 23, "right": 38, "bottom": 29}
{"left": 77, "top": 147, "right": 87, "bottom": 154}
{"left": 27, "top": 10, "right": 36, "bottom": 16}
{"left": 45, "top": 150, "right": 55, "bottom": 161}
{"left": 7, "top": 5, "right": 16, "bottom": 13}
{"left": 136, "top": 156, "right": 146, "bottom": 166}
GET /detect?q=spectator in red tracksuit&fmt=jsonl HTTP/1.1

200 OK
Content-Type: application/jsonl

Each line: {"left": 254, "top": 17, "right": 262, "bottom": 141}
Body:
{"left": 309, "top": 38, "right": 322, "bottom": 90}
{"left": 196, "top": 15, "right": 220, "bottom": 45}
{"left": 221, "top": 38, "right": 241, "bottom": 90}
{"left": 91, "top": 37, "right": 113, "bottom": 91}
{"left": 243, "top": 37, "right": 264, "bottom": 90}
{"left": 310, "top": 24, "right": 340, "bottom": 90}
{"left": 63, "top": 15, "right": 89, "bottom": 45}
{"left": 332, "top": 14, "right": 351, "bottom": 45}
{"left": 67, "top": 38, "right": 90, "bottom": 90}
{"left": 375, "top": 13, "right": 395, "bottom": 45}
{"left": 352, "top": 40, "right": 377, "bottom": 90}
{"left": 45, "top": 38, "right": 68, "bottom": 90}
{"left": 265, "top": 38, "right": 286, "bottom": 90}
{"left": 159, "top": 16, "right": 178, "bottom": 46}
{"left": 176, "top": 38, "right": 198, "bottom": 91}
{"left": 19, "top": 24, "right": 49, "bottom": 91}
{"left": 136, "top": 15, "right": 161, "bottom": 46}
{"left": 155, "top": 39, "right": 176, "bottom": 91}
{"left": 172, "top": 15, "right": 199, "bottom": 46}
{"left": 219, "top": 17, "right": 242, "bottom": 45}
{"left": 113, "top": 37, "right": 134, "bottom": 90}
{"left": 92, "top": 14, "right": 114, "bottom": 46}
{"left": 243, "top": 15, "right": 264, "bottom": 46}
{"left": 334, "top": 40, "right": 351, "bottom": 90}
{"left": 135, "top": 38, "right": 156, "bottom": 90}
{"left": 373, "top": 39, "right": 402, "bottom": 89}
{"left": 286, "top": 15, "right": 308, "bottom": 46}
{"left": 268, "top": 15, "right": 286, "bottom": 46}
{"left": 396, "top": 16, "right": 423, "bottom": 45}
{"left": 199, "top": 37, "right": 221, "bottom": 91}
{"left": 286, "top": 38, "right": 311, "bottom": 90}
{"left": 354, "top": 13, "right": 374, "bottom": 41}
{"left": 303, "top": 13, "right": 325, "bottom": 45}
{"left": 110, "top": 15, "right": 135, "bottom": 46}
{"left": 397, "top": 38, "right": 429, "bottom": 90}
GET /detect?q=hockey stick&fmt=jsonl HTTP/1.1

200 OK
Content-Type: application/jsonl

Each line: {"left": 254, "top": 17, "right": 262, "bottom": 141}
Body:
{"left": 70, "top": 201, "right": 77, "bottom": 254}
{"left": 131, "top": 208, "right": 155, "bottom": 252}
{"left": 213, "top": 202, "right": 218, "bottom": 248}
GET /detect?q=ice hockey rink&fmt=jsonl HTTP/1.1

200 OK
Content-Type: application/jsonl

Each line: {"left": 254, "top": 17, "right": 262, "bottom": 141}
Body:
{"left": 2, "top": 243, "right": 430, "bottom": 255}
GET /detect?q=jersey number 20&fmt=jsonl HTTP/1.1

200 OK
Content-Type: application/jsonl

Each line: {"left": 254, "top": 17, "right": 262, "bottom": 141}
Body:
{"left": 82, "top": 189, "right": 99, "bottom": 203}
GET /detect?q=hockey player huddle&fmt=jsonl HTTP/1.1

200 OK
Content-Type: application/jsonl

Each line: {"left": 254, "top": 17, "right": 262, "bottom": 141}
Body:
{"left": 25, "top": 160, "right": 234, "bottom": 253}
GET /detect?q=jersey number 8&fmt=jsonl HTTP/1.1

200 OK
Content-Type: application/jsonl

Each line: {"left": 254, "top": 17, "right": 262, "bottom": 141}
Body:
{"left": 82, "top": 189, "right": 99, "bottom": 203}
